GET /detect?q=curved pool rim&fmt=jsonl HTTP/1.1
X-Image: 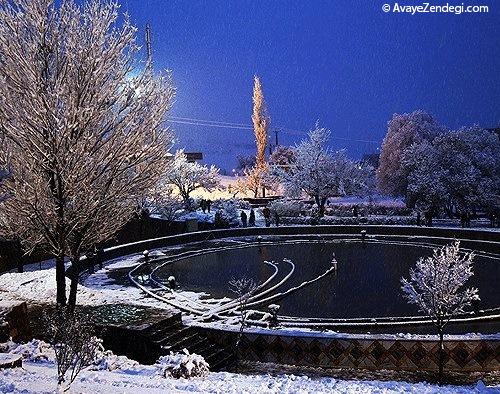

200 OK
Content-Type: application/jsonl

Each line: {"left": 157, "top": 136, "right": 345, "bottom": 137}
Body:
{"left": 101, "top": 225, "right": 500, "bottom": 332}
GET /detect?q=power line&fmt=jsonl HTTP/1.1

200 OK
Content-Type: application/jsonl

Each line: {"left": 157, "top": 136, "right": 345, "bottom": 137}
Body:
{"left": 167, "top": 116, "right": 380, "bottom": 145}
{"left": 168, "top": 119, "right": 253, "bottom": 130}
{"left": 170, "top": 116, "right": 250, "bottom": 128}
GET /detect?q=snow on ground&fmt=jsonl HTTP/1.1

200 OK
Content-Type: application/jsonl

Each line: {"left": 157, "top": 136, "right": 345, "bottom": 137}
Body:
{"left": 0, "top": 355, "right": 495, "bottom": 394}
{"left": 0, "top": 265, "right": 171, "bottom": 310}
{"left": 0, "top": 251, "right": 227, "bottom": 312}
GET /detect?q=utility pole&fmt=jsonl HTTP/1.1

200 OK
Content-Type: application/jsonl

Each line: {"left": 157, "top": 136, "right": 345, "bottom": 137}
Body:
{"left": 274, "top": 129, "right": 280, "bottom": 147}
{"left": 268, "top": 129, "right": 280, "bottom": 155}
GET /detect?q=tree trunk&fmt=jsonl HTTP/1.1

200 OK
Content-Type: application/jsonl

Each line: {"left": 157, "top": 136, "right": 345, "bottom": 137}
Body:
{"left": 314, "top": 196, "right": 326, "bottom": 217}
{"left": 15, "top": 241, "right": 23, "bottom": 273}
{"left": 438, "top": 328, "right": 445, "bottom": 385}
{"left": 68, "top": 275, "right": 78, "bottom": 309}
{"left": 68, "top": 257, "right": 80, "bottom": 308}
{"left": 55, "top": 253, "right": 66, "bottom": 306}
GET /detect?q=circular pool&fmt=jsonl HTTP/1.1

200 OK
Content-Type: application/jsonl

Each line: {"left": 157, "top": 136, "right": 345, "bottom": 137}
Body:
{"left": 151, "top": 238, "right": 499, "bottom": 321}
{"left": 111, "top": 226, "right": 500, "bottom": 334}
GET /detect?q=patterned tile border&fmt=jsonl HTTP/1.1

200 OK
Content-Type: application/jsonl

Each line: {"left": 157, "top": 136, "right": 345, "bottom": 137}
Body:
{"left": 237, "top": 333, "right": 500, "bottom": 372}
{"left": 200, "top": 328, "right": 499, "bottom": 373}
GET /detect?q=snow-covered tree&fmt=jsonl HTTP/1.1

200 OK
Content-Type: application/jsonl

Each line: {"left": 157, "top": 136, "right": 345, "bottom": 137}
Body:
{"left": 377, "top": 110, "right": 443, "bottom": 198}
{"left": 164, "top": 151, "right": 220, "bottom": 209}
{"left": 434, "top": 127, "right": 500, "bottom": 221}
{"left": 277, "top": 124, "right": 372, "bottom": 216}
{"left": 0, "top": 0, "right": 175, "bottom": 307}
{"left": 143, "top": 184, "right": 183, "bottom": 221}
{"left": 252, "top": 75, "right": 270, "bottom": 169}
{"left": 251, "top": 75, "right": 270, "bottom": 197}
{"left": 402, "top": 126, "right": 499, "bottom": 225}
{"left": 401, "top": 241, "right": 479, "bottom": 382}
{"left": 402, "top": 141, "right": 448, "bottom": 226}
{"left": 236, "top": 163, "right": 274, "bottom": 198}
{"left": 269, "top": 145, "right": 296, "bottom": 170}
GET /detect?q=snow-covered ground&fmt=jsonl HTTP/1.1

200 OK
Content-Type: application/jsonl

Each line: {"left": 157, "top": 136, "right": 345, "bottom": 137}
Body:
{"left": 2, "top": 362, "right": 495, "bottom": 394}
{"left": 0, "top": 340, "right": 495, "bottom": 394}
{"left": 0, "top": 254, "right": 173, "bottom": 311}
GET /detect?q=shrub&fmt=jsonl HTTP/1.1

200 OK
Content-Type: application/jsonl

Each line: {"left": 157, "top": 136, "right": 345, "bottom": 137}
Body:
{"left": 280, "top": 215, "right": 416, "bottom": 226}
{"left": 44, "top": 309, "right": 101, "bottom": 390}
{"left": 325, "top": 202, "right": 413, "bottom": 217}
{"left": 212, "top": 199, "right": 241, "bottom": 227}
{"left": 268, "top": 198, "right": 304, "bottom": 218}
{"left": 156, "top": 349, "right": 209, "bottom": 379}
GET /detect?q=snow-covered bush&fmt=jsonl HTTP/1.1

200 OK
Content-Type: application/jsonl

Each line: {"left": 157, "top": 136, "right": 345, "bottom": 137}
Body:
{"left": 91, "top": 345, "right": 141, "bottom": 372}
{"left": 268, "top": 198, "right": 304, "bottom": 218}
{"left": 214, "top": 210, "right": 230, "bottom": 229}
{"left": 155, "top": 349, "right": 209, "bottom": 379}
{"left": 280, "top": 215, "right": 416, "bottom": 226}
{"left": 325, "top": 203, "right": 413, "bottom": 217}
{"left": 8, "top": 339, "right": 55, "bottom": 363}
{"left": 212, "top": 199, "right": 240, "bottom": 227}
{"left": 236, "top": 199, "right": 252, "bottom": 210}
{"left": 45, "top": 309, "right": 101, "bottom": 389}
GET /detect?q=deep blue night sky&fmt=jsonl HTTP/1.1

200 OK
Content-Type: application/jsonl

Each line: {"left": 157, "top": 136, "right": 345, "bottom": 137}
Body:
{"left": 123, "top": 0, "right": 499, "bottom": 172}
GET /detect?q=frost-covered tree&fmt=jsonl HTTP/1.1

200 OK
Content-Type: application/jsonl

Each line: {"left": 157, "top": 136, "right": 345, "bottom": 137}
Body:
{"left": 251, "top": 75, "right": 270, "bottom": 197}
{"left": 434, "top": 127, "right": 500, "bottom": 222}
{"left": 236, "top": 163, "right": 275, "bottom": 198}
{"left": 164, "top": 151, "right": 220, "bottom": 209}
{"left": 277, "top": 124, "right": 372, "bottom": 216}
{"left": 269, "top": 145, "right": 296, "bottom": 174}
{"left": 269, "top": 146, "right": 296, "bottom": 168}
{"left": 401, "top": 241, "right": 479, "bottom": 382}
{"left": 252, "top": 75, "right": 269, "bottom": 169}
{"left": 0, "top": 0, "right": 175, "bottom": 306}
{"left": 377, "top": 110, "right": 443, "bottom": 198}
{"left": 402, "top": 141, "right": 448, "bottom": 226}
{"left": 143, "top": 184, "right": 183, "bottom": 221}
{"left": 402, "top": 126, "right": 499, "bottom": 225}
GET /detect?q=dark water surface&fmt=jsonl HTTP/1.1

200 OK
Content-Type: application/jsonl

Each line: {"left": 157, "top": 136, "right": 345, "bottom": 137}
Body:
{"left": 155, "top": 240, "right": 499, "bottom": 319}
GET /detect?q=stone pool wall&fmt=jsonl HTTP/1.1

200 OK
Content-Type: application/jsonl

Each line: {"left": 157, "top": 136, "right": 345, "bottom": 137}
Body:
{"left": 201, "top": 328, "right": 500, "bottom": 373}
{"left": 101, "top": 225, "right": 500, "bottom": 262}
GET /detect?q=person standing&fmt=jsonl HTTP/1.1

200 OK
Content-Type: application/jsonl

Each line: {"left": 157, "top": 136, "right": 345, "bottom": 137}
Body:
{"left": 241, "top": 210, "right": 248, "bottom": 227}
{"left": 263, "top": 206, "right": 271, "bottom": 227}
{"left": 249, "top": 209, "right": 256, "bottom": 226}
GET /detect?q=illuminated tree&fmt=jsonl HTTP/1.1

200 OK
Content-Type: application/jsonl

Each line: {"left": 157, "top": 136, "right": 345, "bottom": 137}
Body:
{"left": 164, "top": 151, "right": 220, "bottom": 209}
{"left": 238, "top": 164, "right": 272, "bottom": 198}
{"left": 0, "top": 0, "right": 175, "bottom": 307}
{"left": 252, "top": 75, "right": 270, "bottom": 167}
{"left": 251, "top": 75, "right": 270, "bottom": 197}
